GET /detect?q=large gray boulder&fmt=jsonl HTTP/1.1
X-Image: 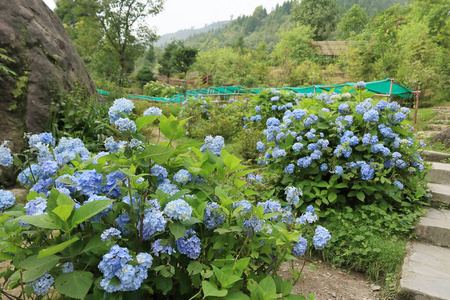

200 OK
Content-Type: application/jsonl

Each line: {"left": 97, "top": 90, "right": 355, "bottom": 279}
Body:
{"left": 0, "top": 0, "right": 95, "bottom": 186}
{"left": 430, "top": 127, "right": 450, "bottom": 148}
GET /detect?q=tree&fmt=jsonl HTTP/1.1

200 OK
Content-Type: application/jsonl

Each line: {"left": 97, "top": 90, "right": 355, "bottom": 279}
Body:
{"left": 292, "top": 0, "right": 337, "bottom": 40}
{"left": 158, "top": 40, "right": 198, "bottom": 80}
{"left": 337, "top": 4, "right": 369, "bottom": 39}
{"left": 95, "top": 0, "right": 165, "bottom": 85}
{"left": 136, "top": 66, "right": 156, "bottom": 86}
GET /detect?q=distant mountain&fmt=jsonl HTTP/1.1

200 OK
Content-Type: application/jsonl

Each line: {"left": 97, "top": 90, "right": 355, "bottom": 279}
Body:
{"left": 155, "top": 21, "right": 230, "bottom": 47}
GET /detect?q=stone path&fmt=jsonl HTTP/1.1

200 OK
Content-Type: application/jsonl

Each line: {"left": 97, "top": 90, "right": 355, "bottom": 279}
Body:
{"left": 399, "top": 151, "right": 450, "bottom": 299}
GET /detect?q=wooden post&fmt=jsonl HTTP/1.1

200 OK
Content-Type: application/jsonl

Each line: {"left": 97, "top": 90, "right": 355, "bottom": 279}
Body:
{"left": 388, "top": 78, "right": 394, "bottom": 101}
{"left": 413, "top": 91, "right": 420, "bottom": 124}
{"left": 313, "top": 86, "right": 316, "bottom": 94}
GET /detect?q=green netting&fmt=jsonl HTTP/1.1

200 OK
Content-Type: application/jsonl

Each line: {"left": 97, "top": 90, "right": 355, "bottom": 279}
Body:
{"left": 97, "top": 78, "right": 414, "bottom": 102}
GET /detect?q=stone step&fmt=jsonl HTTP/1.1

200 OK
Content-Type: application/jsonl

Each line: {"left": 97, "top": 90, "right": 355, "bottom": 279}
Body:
{"left": 422, "top": 150, "right": 450, "bottom": 163}
{"left": 427, "top": 162, "right": 450, "bottom": 185}
{"left": 400, "top": 242, "right": 450, "bottom": 300}
{"left": 426, "top": 124, "right": 449, "bottom": 131}
{"left": 429, "top": 183, "right": 450, "bottom": 207}
{"left": 415, "top": 208, "right": 450, "bottom": 247}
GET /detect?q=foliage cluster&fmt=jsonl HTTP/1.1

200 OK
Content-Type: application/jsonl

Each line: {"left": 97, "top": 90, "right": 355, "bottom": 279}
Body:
{"left": 249, "top": 87, "right": 429, "bottom": 212}
{"left": 142, "top": 82, "right": 181, "bottom": 98}
{"left": 0, "top": 99, "right": 332, "bottom": 299}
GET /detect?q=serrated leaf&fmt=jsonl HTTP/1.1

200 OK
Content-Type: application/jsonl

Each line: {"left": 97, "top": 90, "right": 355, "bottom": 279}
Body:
{"left": 71, "top": 200, "right": 113, "bottom": 228}
{"left": 202, "top": 281, "right": 228, "bottom": 298}
{"left": 53, "top": 205, "right": 74, "bottom": 222}
{"left": 38, "top": 237, "right": 79, "bottom": 258}
{"left": 187, "top": 261, "right": 204, "bottom": 275}
{"left": 20, "top": 255, "right": 59, "bottom": 282}
{"left": 136, "top": 145, "right": 174, "bottom": 164}
{"left": 55, "top": 271, "right": 93, "bottom": 299}
{"left": 135, "top": 115, "right": 157, "bottom": 131}
{"left": 15, "top": 214, "right": 61, "bottom": 230}
{"left": 83, "top": 235, "right": 109, "bottom": 255}
{"left": 169, "top": 222, "right": 186, "bottom": 240}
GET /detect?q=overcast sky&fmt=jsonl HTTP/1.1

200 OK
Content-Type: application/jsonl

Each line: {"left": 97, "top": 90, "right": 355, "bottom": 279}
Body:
{"left": 42, "top": 0, "right": 289, "bottom": 35}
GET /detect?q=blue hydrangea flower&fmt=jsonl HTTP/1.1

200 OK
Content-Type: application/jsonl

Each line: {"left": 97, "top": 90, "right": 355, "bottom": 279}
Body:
{"left": 75, "top": 170, "right": 103, "bottom": 196}
{"left": 200, "top": 135, "right": 225, "bottom": 156}
{"left": 17, "top": 164, "right": 40, "bottom": 185}
{"left": 152, "top": 239, "right": 176, "bottom": 257}
{"left": 114, "top": 118, "right": 137, "bottom": 133}
{"left": 53, "top": 137, "right": 90, "bottom": 165}
{"left": 353, "top": 81, "right": 366, "bottom": 90}
{"left": 203, "top": 202, "right": 226, "bottom": 230}
{"left": 396, "top": 159, "right": 407, "bottom": 168}
{"left": 297, "top": 156, "right": 312, "bottom": 168}
{"left": 292, "top": 142, "right": 304, "bottom": 152}
{"left": 305, "top": 129, "right": 316, "bottom": 140}
{"left": 98, "top": 245, "right": 133, "bottom": 279}
{"left": 136, "top": 253, "right": 153, "bottom": 269}
{"left": 320, "top": 163, "right": 328, "bottom": 171}
{"left": 164, "top": 199, "right": 192, "bottom": 221}
{"left": 393, "top": 180, "right": 404, "bottom": 190}
{"left": 355, "top": 103, "right": 367, "bottom": 114}
{"left": 360, "top": 162, "right": 375, "bottom": 180}
{"left": 55, "top": 174, "right": 77, "bottom": 195}
{"left": 255, "top": 105, "right": 260, "bottom": 112}
{"left": 0, "top": 142, "right": 13, "bottom": 167}
{"left": 102, "top": 170, "right": 125, "bottom": 198}
{"left": 30, "top": 178, "right": 54, "bottom": 195}
{"left": 29, "top": 273, "right": 54, "bottom": 295}
{"left": 104, "top": 137, "right": 126, "bottom": 154}
{"left": 292, "top": 109, "right": 306, "bottom": 120}
{"left": 173, "top": 169, "right": 193, "bottom": 184}
{"left": 266, "top": 117, "right": 280, "bottom": 127}
{"left": 285, "top": 186, "right": 302, "bottom": 206}
{"left": 393, "top": 112, "right": 406, "bottom": 123}
{"left": 62, "top": 262, "right": 74, "bottom": 273}
{"left": 258, "top": 199, "right": 282, "bottom": 216}
{"left": 140, "top": 209, "right": 166, "bottom": 240}
{"left": 313, "top": 226, "right": 331, "bottom": 250}
{"left": 293, "top": 236, "right": 308, "bottom": 256}
{"left": 310, "top": 149, "right": 322, "bottom": 160}
{"left": 250, "top": 114, "right": 262, "bottom": 122}
{"left": 143, "top": 106, "right": 162, "bottom": 116}
{"left": 334, "top": 166, "right": 344, "bottom": 176}
{"left": 35, "top": 143, "right": 54, "bottom": 164}
{"left": 363, "top": 109, "right": 379, "bottom": 122}
{"left": 303, "top": 114, "right": 318, "bottom": 127}
{"left": 151, "top": 164, "right": 168, "bottom": 180}
{"left": 338, "top": 103, "right": 350, "bottom": 114}
{"left": 116, "top": 213, "right": 131, "bottom": 236}
{"left": 25, "top": 197, "right": 47, "bottom": 215}
{"left": 0, "top": 189, "right": 15, "bottom": 211}
{"left": 233, "top": 200, "right": 252, "bottom": 212}
{"left": 376, "top": 100, "right": 388, "bottom": 110}
{"left": 371, "top": 144, "right": 391, "bottom": 156}
{"left": 271, "top": 96, "right": 279, "bottom": 101}
{"left": 296, "top": 211, "right": 318, "bottom": 224}
{"left": 108, "top": 98, "right": 134, "bottom": 124}
{"left": 334, "top": 144, "right": 352, "bottom": 158}
{"left": 257, "top": 141, "right": 265, "bottom": 152}
{"left": 340, "top": 131, "right": 359, "bottom": 146}
{"left": 272, "top": 148, "right": 286, "bottom": 159}
{"left": 157, "top": 179, "right": 180, "bottom": 195}
{"left": 39, "top": 160, "right": 58, "bottom": 178}
{"left": 28, "top": 132, "right": 55, "bottom": 149}
{"left": 101, "top": 228, "right": 122, "bottom": 241}
{"left": 284, "top": 163, "right": 295, "bottom": 174}
{"left": 175, "top": 229, "right": 201, "bottom": 259}
{"left": 387, "top": 102, "right": 401, "bottom": 112}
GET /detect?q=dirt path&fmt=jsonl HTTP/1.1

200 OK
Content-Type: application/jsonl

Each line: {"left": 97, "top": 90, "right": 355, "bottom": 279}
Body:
{"left": 280, "top": 260, "right": 381, "bottom": 300}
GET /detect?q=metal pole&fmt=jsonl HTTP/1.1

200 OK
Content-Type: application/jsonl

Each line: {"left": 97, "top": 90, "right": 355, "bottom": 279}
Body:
{"left": 413, "top": 91, "right": 420, "bottom": 124}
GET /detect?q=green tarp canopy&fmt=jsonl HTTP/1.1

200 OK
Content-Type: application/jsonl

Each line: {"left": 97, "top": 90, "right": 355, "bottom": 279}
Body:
{"left": 283, "top": 78, "right": 414, "bottom": 99}
{"left": 97, "top": 78, "right": 414, "bottom": 102}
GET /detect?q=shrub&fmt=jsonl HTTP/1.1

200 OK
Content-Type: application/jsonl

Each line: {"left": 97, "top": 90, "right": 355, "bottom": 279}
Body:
{"left": 0, "top": 99, "right": 331, "bottom": 299}
{"left": 247, "top": 85, "right": 429, "bottom": 212}
{"left": 136, "top": 66, "right": 156, "bottom": 87}
{"left": 143, "top": 81, "right": 180, "bottom": 98}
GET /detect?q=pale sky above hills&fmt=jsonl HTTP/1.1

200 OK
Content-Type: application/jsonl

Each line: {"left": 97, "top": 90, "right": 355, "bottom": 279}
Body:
{"left": 43, "top": 0, "right": 288, "bottom": 35}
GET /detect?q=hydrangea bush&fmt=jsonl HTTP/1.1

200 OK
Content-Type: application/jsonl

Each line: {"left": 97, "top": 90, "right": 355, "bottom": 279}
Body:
{"left": 0, "top": 99, "right": 330, "bottom": 299}
{"left": 247, "top": 85, "right": 429, "bottom": 211}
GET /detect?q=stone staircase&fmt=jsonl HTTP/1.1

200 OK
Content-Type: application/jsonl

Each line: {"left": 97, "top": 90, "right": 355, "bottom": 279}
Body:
{"left": 399, "top": 151, "right": 450, "bottom": 299}
{"left": 415, "top": 106, "right": 450, "bottom": 140}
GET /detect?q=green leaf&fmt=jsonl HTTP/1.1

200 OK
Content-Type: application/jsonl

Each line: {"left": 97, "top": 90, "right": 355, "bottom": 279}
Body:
{"left": 71, "top": 200, "right": 114, "bottom": 228}
{"left": 356, "top": 191, "right": 365, "bottom": 201}
{"left": 202, "top": 281, "right": 228, "bottom": 298}
{"left": 156, "top": 277, "right": 172, "bottom": 295}
{"left": 258, "top": 276, "right": 277, "bottom": 298}
{"left": 83, "top": 235, "right": 109, "bottom": 255}
{"left": 55, "top": 271, "right": 93, "bottom": 299}
{"left": 20, "top": 255, "right": 59, "bottom": 282}
{"left": 53, "top": 205, "right": 74, "bottom": 222}
{"left": 15, "top": 214, "right": 61, "bottom": 230}
{"left": 57, "top": 193, "right": 75, "bottom": 206}
{"left": 226, "top": 292, "right": 251, "bottom": 300}
{"left": 187, "top": 261, "right": 204, "bottom": 275}
{"left": 38, "top": 237, "right": 79, "bottom": 258}
{"left": 328, "top": 192, "right": 337, "bottom": 203}
{"left": 280, "top": 279, "right": 293, "bottom": 296}
{"left": 135, "top": 115, "right": 157, "bottom": 131}
{"left": 136, "top": 145, "right": 174, "bottom": 164}
{"left": 169, "top": 222, "right": 186, "bottom": 240}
